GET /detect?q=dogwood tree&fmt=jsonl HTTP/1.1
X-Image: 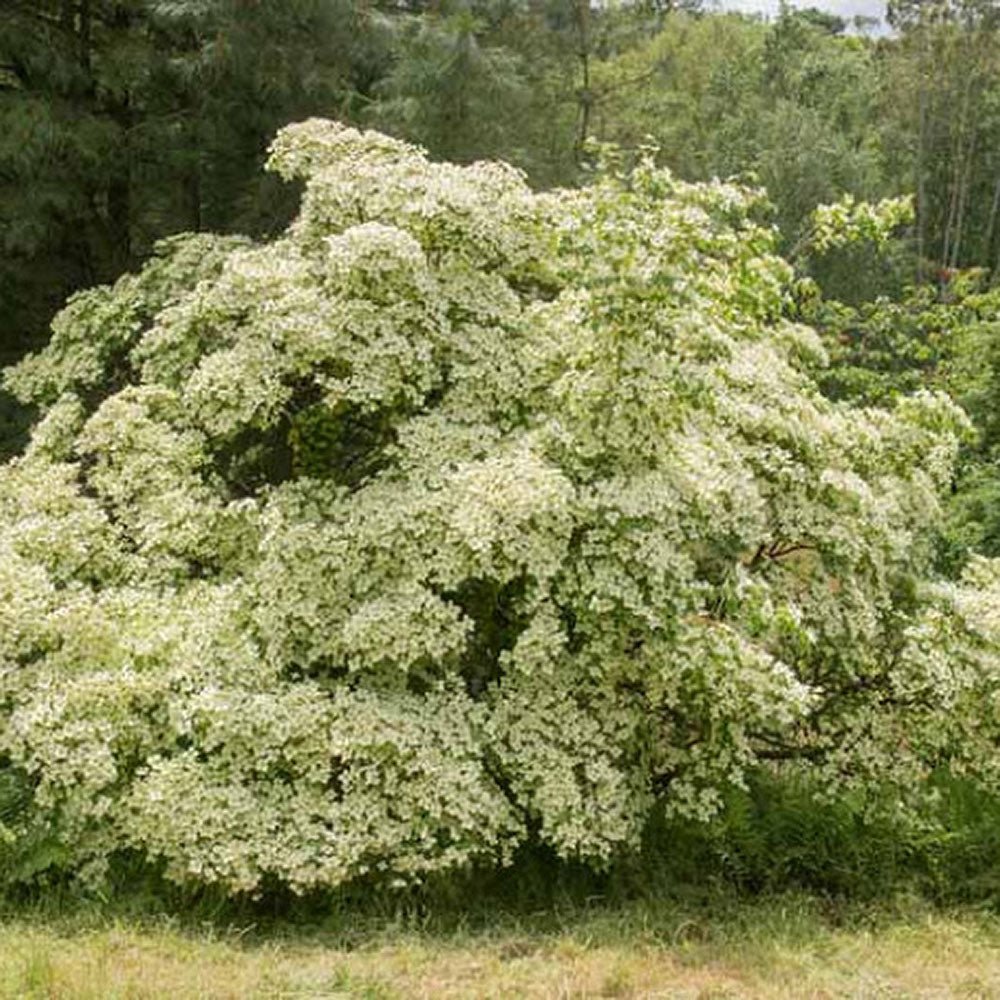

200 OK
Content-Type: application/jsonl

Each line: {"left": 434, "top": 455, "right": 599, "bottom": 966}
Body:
{"left": 0, "top": 120, "right": 997, "bottom": 894}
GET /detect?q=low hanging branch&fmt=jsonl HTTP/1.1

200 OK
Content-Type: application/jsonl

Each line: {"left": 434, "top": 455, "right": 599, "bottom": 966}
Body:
{"left": 745, "top": 539, "right": 818, "bottom": 569}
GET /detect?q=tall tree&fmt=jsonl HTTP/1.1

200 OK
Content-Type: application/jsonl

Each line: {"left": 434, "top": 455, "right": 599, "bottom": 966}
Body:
{"left": 881, "top": 0, "right": 1000, "bottom": 277}
{"left": 369, "top": 5, "right": 528, "bottom": 164}
{"left": 590, "top": 11, "right": 886, "bottom": 247}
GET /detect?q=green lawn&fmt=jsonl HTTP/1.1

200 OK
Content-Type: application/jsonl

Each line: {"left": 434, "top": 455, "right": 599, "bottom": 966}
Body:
{"left": 3, "top": 895, "right": 1000, "bottom": 998}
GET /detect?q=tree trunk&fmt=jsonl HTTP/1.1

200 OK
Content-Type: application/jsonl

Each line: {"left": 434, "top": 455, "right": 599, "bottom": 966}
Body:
{"left": 104, "top": 2, "right": 133, "bottom": 273}
{"left": 573, "top": 0, "right": 592, "bottom": 163}
{"left": 915, "top": 27, "right": 929, "bottom": 283}
{"left": 982, "top": 175, "right": 1000, "bottom": 276}
{"left": 942, "top": 31, "right": 978, "bottom": 270}
{"left": 79, "top": 0, "right": 91, "bottom": 74}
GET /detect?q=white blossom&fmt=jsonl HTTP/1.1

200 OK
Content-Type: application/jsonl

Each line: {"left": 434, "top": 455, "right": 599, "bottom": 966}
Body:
{"left": 0, "top": 120, "right": 988, "bottom": 894}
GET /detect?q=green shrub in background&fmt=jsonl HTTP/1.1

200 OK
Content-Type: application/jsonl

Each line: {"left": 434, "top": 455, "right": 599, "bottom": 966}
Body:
{"left": 645, "top": 771, "right": 1000, "bottom": 904}
{"left": 800, "top": 259, "right": 1000, "bottom": 567}
{"left": 2, "top": 121, "right": 1000, "bottom": 900}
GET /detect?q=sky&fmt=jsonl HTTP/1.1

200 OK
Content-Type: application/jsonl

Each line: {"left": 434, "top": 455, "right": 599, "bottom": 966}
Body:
{"left": 709, "top": 0, "right": 889, "bottom": 31}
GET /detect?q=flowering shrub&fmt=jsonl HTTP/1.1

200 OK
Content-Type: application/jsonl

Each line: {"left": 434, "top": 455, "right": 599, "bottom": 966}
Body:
{"left": 809, "top": 194, "right": 915, "bottom": 255}
{"left": 1, "top": 121, "right": 997, "bottom": 895}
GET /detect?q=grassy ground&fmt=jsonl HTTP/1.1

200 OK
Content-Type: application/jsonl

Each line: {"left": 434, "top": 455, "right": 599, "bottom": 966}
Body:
{"left": 3, "top": 894, "right": 1000, "bottom": 998}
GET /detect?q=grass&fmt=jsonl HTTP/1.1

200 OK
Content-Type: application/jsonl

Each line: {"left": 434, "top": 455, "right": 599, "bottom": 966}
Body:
{"left": 3, "top": 893, "right": 1000, "bottom": 998}
{"left": 7, "top": 773, "right": 1000, "bottom": 997}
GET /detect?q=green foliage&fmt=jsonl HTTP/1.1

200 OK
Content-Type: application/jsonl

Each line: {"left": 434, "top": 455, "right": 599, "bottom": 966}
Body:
{"left": 369, "top": 9, "right": 529, "bottom": 165}
{"left": 808, "top": 195, "right": 915, "bottom": 257}
{"left": 589, "top": 11, "right": 887, "bottom": 246}
{"left": 10, "top": 0, "right": 1000, "bottom": 913}
{"left": 9, "top": 0, "right": 1000, "bottom": 461}
{"left": 647, "top": 770, "right": 1000, "bottom": 904}
{"left": 812, "top": 285, "right": 952, "bottom": 407}
{"left": 803, "top": 255, "right": 1000, "bottom": 566}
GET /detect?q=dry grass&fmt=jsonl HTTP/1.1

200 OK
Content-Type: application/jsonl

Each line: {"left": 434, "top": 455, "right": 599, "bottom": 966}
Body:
{"left": 3, "top": 898, "right": 1000, "bottom": 999}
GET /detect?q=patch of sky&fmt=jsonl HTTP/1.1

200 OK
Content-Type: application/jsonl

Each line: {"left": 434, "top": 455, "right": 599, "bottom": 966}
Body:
{"left": 707, "top": 0, "right": 889, "bottom": 34}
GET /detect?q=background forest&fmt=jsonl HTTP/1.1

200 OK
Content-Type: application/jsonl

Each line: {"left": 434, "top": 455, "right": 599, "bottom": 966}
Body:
{"left": 3, "top": 0, "right": 1000, "bottom": 361}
